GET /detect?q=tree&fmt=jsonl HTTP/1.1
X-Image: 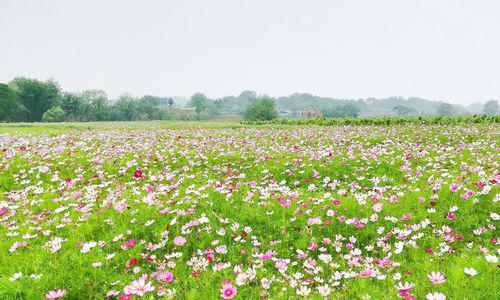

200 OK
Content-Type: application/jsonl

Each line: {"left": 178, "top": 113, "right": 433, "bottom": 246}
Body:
{"left": 42, "top": 106, "right": 65, "bottom": 122}
{"left": 61, "top": 92, "right": 84, "bottom": 121}
{"left": 80, "top": 90, "right": 110, "bottom": 121}
{"left": 0, "top": 83, "right": 27, "bottom": 122}
{"left": 393, "top": 105, "right": 417, "bottom": 117}
{"left": 341, "top": 103, "right": 361, "bottom": 118}
{"left": 243, "top": 97, "right": 278, "bottom": 121}
{"left": 167, "top": 98, "right": 174, "bottom": 108}
{"left": 189, "top": 93, "right": 209, "bottom": 115}
{"left": 111, "top": 94, "right": 139, "bottom": 121}
{"left": 9, "top": 77, "right": 61, "bottom": 122}
{"left": 436, "top": 103, "right": 454, "bottom": 116}
{"left": 483, "top": 100, "right": 498, "bottom": 116}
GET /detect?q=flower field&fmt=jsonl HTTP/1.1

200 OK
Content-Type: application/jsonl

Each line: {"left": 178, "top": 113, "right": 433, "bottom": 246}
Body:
{"left": 0, "top": 123, "right": 498, "bottom": 299}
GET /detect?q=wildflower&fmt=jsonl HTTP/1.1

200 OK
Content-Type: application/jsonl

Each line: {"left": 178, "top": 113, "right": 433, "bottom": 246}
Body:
{"left": 464, "top": 268, "right": 477, "bottom": 276}
{"left": 296, "top": 285, "right": 311, "bottom": 296}
{"left": 220, "top": 279, "right": 237, "bottom": 299}
{"left": 9, "top": 272, "right": 22, "bottom": 281}
{"left": 395, "top": 282, "right": 414, "bottom": 298}
{"left": 427, "top": 271, "right": 446, "bottom": 284}
{"left": 46, "top": 289, "right": 66, "bottom": 299}
{"left": 133, "top": 169, "right": 143, "bottom": 178}
{"left": 157, "top": 272, "right": 174, "bottom": 284}
{"left": 485, "top": 254, "right": 498, "bottom": 263}
{"left": 124, "top": 278, "right": 155, "bottom": 296}
{"left": 173, "top": 236, "right": 187, "bottom": 246}
{"left": 426, "top": 292, "right": 446, "bottom": 300}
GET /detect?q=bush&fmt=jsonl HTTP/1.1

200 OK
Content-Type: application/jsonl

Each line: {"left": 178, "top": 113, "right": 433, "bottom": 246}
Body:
{"left": 243, "top": 97, "right": 278, "bottom": 121}
{"left": 42, "top": 106, "right": 65, "bottom": 122}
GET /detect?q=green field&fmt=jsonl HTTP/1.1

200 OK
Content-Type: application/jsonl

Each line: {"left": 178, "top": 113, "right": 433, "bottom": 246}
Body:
{"left": 0, "top": 121, "right": 498, "bottom": 299}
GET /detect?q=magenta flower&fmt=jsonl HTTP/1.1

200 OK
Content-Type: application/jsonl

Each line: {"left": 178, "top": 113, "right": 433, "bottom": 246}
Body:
{"left": 157, "top": 271, "right": 174, "bottom": 284}
{"left": 220, "top": 280, "right": 237, "bottom": 299}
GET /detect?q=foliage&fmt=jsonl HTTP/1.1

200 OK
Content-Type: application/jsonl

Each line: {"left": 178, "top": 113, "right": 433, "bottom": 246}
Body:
{"left": 322, "top": 103, "right": 361, "bottom": 118}
{"left": 483, "top": 100, "right": 498, "bottom": 116}
{"left": 9, "top": 77, "right": 61, "bottom": 122}
{"left": 0, "top": 83, "right": 27, "bottom": 122}
{"left": 242, "top": 115, "right": 500, "bottom": 126}
{"left": 41, "top": 106, "right": 65, "bottom": 122}
{"left": 243, "top": 97, "right": 279, "bottom": 121}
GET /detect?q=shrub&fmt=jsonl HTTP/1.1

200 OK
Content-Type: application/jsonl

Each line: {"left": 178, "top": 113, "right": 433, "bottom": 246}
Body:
{"left": 243, "top": 97, "right": 278, "bottom": 121}
{"left": 42, "top": 106, "right": 65, "bottom": 122}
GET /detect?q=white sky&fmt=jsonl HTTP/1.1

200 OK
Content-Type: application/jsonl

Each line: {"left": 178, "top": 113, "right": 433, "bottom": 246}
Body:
{"left": 1, "top": 0, "right": 499, "bottom": 103}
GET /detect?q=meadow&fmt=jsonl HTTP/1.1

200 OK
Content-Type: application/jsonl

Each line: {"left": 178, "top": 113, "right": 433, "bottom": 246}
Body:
{"left": 0, "top": 121, "right": 498, "bottom": 299}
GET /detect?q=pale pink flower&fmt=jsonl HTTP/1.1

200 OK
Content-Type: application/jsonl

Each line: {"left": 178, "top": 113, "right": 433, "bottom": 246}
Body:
{"left": 46, "top": 289, "right": 66, "bottom": 299}
{"left": 427, "top": 271, "right": 446, "bottom": 284}
{"left": 173, "top": 236, "right": 187, "bottom": 246}
{"left": 124, "top": 278, "right": 155, "bottom": 296}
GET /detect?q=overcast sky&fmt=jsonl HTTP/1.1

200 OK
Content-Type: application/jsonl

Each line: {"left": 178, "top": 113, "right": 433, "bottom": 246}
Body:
{"left": 1, "top": 0, "right": 499, "bottom": 103}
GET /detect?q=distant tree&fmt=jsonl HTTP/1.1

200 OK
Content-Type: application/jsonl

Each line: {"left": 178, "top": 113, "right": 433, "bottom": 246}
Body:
{"left": 342, "top": 103, "right": 361, "bottom": 118}
{"left": 111, "top": 94, "right": 139, "bottom": 121}
{"left": 167, "top": 97, "right": 174, "bottom": 108}
{"left": 42, "top": 106, "right": 65, "bottom": 122}
{"left": 243, "top": 97, "right": 278, "bottom": 121}
{"left": 80, "top": 90, "right": 110, "bottom": 121}
{"left": 0, "top": 83, "right": 27, "bottom": 122}
{"left": 189, "top": 93, "right": 209, "bottom": 115}
{"left": 436, "top": 103, "right": 454, "bottom": 116}
{"left": 9, "top": 77, "right": 61, "bottom": 121}
{"left": 393, "top": 105, "right": 417, "bottom": 117}
{"left": 483, "top": 100, "right": 498, "bottom": 116}
{"left": 61, "top": 92, "right": 84, "bottom": 121}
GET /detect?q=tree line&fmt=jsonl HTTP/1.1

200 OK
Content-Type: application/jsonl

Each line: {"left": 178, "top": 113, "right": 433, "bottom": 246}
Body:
{"left": 0, "top": 77, "right": 498, "bottom": 123}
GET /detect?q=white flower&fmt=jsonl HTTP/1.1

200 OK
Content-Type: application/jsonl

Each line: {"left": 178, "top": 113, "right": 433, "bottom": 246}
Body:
{"left": 464, "top": 267, "right": 477, "bottom": 276}
{"left": 317, "top": 284, "right": 330, "bottom": 296}
{"left": 296, "top": 285, "right": 311, "bottom": 296}
{"left": 490, "top": 212, "right": 499, "bottom": 221}
{"left": 426, "top": 292, "right": 446, "bottom": 300}
{"left": 9, "top": 272, "right": 22, "bottom": 281}
{"left": 485, "top": 254, "right": 498, "bottom": 263}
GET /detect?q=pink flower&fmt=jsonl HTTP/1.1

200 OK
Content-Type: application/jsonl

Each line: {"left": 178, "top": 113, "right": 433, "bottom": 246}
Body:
{"left": 220, "top": 280, "right": 237, "bottom": 299}
{"left": 123, "top": 238, "right": 135, "bottom": 249}
{"left": 173, "top": 236, "right": 186, "bottom": 246}
{"left": 46, "top": 289, "right": 66, "bottom": 299}
{"left": 278, "top": 197, "right": 291, "bottom": 208}
{"left": 449, "top": 184, "right": 460, "bottom": 192}
{"left": 395, "top": 282, "right": 414, "bottom": 298}
{"left": 157, "top": 272, "right": 174, "bottom": 284}
{"left": 124, "top": 278, "right": 155, "bottom": 296}
{"left": 427, "top": 271, "right": 446, "bottom": 284}
{"left": 0, "top": 207, "right": 8, "bottom": 217}
{"left": 446, "top": 212, "right": 456, "bottom": 220}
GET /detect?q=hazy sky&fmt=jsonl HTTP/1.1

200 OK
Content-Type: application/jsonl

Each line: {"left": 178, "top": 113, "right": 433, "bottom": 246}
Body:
{"left": 1, "top": 0, "right": 499, "bottom": 103}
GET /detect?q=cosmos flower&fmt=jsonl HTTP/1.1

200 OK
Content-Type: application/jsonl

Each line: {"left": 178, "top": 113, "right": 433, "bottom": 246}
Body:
{"left": 426, "top": 292, "right": 446, "bottom": 300}
{"left": 173, "top": 236, "right": 187, "bottom": 246}
{"left": 45, "top": 289, "right": 66, "bottom": 299}
{"left": 464, "top": 268, "right": 477, "bottom": 276}
{"left": 220, "top": 279, "right": 237, "bottom": 299}
{"left": 124, "top": 278, "right": 155, "bottom": 297}
{"left": 427, "top": 272, "right": 446, "bottom": 284}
